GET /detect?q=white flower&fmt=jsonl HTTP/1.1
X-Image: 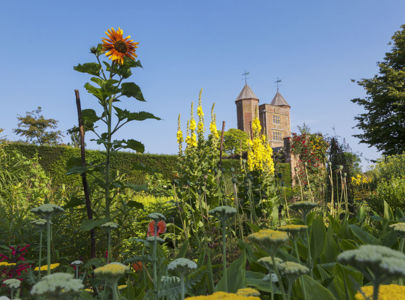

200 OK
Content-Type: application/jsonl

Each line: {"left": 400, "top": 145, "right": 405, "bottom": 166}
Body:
{"left": 4, "top": 278, "right": 21, "bottom": 289}
{"left": 101, "top": 222, "right": 119, "bottom": 229}
{"left": 70, "top": 260, "right": 83, "bottom": 266}
{"left": 209, "top": 206, "right": 237, "bottom": 220}
{"left": 148, "top": 212, "right": 166, "bottom": 221}
{"left": 31, "top": 204, "right": 64, "bottom": 218}
{"left": 168, "top": 258, "right": 197, "bottom": 274}
{"left": 31, "top": 273, "right": 83, "bottom": 297}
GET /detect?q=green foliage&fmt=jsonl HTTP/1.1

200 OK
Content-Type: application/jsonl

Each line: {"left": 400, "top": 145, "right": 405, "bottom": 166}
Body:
{"left": 223, "top": 128, "right": 249, "bottom": 156}
{"left": 373, "top": 177, "right": 405, "bottom": 211}
{"left": 13, "top": 106, "right": 63, "bottom": 145}
{"left": 0, "top": 144, "right": 51, "bottom": 245}
{"left": 351, "top": 25, "right": 405, "bottom": 155}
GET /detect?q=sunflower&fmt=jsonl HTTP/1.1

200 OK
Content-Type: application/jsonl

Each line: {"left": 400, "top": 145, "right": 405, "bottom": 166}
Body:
{"left": 102, "top": 27, "right": 139, "bottom": 65}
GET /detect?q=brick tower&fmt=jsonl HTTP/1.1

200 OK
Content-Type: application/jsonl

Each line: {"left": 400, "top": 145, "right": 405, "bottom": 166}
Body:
{"left": 235, "top": 84, "right": 259, "bottom": 135}
{"left": 259, "top": 91, "right": 291, "bottom": 148}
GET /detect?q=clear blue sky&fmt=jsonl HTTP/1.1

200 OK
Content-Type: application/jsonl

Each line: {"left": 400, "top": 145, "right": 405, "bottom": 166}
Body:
{"left": 1, "top": 0, "right": 404, "bottom": 168}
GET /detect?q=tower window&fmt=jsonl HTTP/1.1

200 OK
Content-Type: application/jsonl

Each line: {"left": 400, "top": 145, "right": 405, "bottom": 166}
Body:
{"left": 273, "top": 131, "right": 282, "bottom": 141}
{"left": 273, "top": 115, "right": 280, "bottom": 124}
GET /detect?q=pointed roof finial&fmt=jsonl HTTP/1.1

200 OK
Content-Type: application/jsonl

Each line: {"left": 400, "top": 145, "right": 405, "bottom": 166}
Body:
{"left": 242, "top": 71, "right": 250, "bottom": 84}
{"left": 275, "top": 77, "right": 282, "bottom": 92}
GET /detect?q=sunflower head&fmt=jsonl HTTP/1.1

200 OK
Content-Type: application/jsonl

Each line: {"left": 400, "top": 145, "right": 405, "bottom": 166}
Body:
{"left": 102, "top": 27, "right": 139, "bottom": 65}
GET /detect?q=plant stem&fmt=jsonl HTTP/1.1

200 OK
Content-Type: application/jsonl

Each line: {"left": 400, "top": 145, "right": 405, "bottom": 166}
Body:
{"left": 107, "top": 230, "right": 111, "bottom": 264}
{"left": 287, "top": 280, "right": 293, "bottom": 300}
{"left": 38, "top": 231, "right": 42, "bottom": 279}
{"left": 373, "top": 281, "right": 380, "bottom": 300}
{"left": 105, "top": 98, "right": 113, "bottom": 219}
{"left": 293, "top": 239, "right": 300, "bottom": 263}
{"left": 221, "top": 220, "right": 228, "bottom": 292}
{"left": 271, "top": 253, "right": 286, "bottom": 300}
{"left": 112, "top": 282, "right": 119, "bottom": 300}
{"left": 46, "top": 219, "right": 51, "bottom": 276}
{"left": 153, "top": 223, "right": 158, "bottom": 300}
{"left": 306, "top": 228, "right": 313, "bottom": 277}
{"left": 180, "top": 273, "right": 185, "bottom": 300}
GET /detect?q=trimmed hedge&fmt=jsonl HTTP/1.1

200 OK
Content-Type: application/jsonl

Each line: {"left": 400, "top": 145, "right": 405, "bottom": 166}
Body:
{"left": 276, "top": 162, "right": 292, "bottom": 187}
{"left": 3, "top": 143, "right": 244, "bottom": 188}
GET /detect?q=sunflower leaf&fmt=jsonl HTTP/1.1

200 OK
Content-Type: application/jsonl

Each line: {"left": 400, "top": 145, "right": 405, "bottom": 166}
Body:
{"left": 121, "top": 82, "right": 145, "bottom": 101}
{"left": 112, "top": 139, "right": 145, "bottom": 153}
{"left": 74, "top": 63, "right": 101, "bottom": 76}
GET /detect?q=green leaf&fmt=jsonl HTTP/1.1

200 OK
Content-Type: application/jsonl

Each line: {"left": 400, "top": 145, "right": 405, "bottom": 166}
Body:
{"left": 327, "top": 264, "right": 363, "bottom": 300}
{"left": 82, "top": 109, "right": 100, "bottom": 125}
{"left": 112, "top": 139, "right": 145, "bottom": 153}
{"left": 301, "top": 275, "right": 337, "bottom": 300}
{"left": 215, "top": 249, "right": 246, "bottom": 292}
{"left": 74, "top": 63, "right": 101, "bottom": 76}
{"left": 245, "top": 271, "right": 281, "bottom": 294}
{"left": 310, "top": 214, "right": 326, "bottom": 263}
{"left": 80, "top": 218, "right": 108, "bottom": 231}
{"left": 66, "top": 165, "right": 89, "bottom": 175}
{"left": 127, "top": 201, "right": 144, "bottom": 209}
{"left": 84, "top": 83, "right": 103, "bottom": 100}
{"left": 121, "top": 82, "right": 145, "bottom": 101}
{"left": 114, "top": 107, "right": 160, "bottom": 122}
{"left": 349, "top": 224, "right": 380, "bottom": 245}
{"left": 63, "top": 197, "right": 84, "bottom": 209}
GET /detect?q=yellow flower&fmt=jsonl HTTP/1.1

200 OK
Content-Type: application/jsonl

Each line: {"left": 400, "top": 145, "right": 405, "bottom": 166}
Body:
{"left": 190, "top": 119, "right": 197, "bottom": 132}
{"left": 197, "top": 121, "right": 204, "bottom": 134}
{"left": 102, "top": 27, "right": 139, "bottom": 65}
{"left": 94, "top": 262, "right": 129, "bottom": 280}
{"left": 237, "top": 288, "right": 260, "bottom": 297}
{"left": 197, "top": 106, "right": 204, "bottom": 117}
{"left": 34, "top": 263, "right": 60, "bottom": 271}
{"left": 0, "top": 262, "right": 16, "bottom": 267}
{"left": 177, "top": 130, "right": 183, "bottom": 144}
{"left": 355, "top": 284, "right": 405, "bottom": 300}
{"left": 185, "top": 291, "right": 260, "bottom": 299}
{"left": 210, "top": 121, "right": 219, "bottom": 139}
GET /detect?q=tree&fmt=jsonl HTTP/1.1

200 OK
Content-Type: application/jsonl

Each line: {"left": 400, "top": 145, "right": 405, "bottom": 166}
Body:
{"left": 223, "top": 128, "right": 249, "bottom": 155}
{"left": 351, "top": 25, "right": 405, "bottom": 155}
{"left": 14, "top": 106, "right": 63, "bottom": 145}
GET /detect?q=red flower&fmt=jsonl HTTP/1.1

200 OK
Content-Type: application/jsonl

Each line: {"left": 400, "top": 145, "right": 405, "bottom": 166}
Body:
{"left": 147, "top": 220, "right": 166, "bottom": 237}
{"left": 132, "top": 261, "right": 143, "bottom": 272}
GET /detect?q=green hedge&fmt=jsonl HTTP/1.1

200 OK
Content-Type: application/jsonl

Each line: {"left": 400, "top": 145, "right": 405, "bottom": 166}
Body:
{"left": 276, "top": 162, "right": 292, "bottom": 187}
{"left": 3, "top": 143, "right": 245, "bottom": 188}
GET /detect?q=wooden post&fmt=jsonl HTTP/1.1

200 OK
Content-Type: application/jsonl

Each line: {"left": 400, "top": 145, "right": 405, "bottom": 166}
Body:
{"left": 74, "top": 89, "right": 96, "bottom": 258}
{"left": 219, "top": 121, "right": 226, "bottom": 166}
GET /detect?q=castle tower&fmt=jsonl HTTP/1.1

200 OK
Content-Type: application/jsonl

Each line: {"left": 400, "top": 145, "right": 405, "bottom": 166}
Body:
{"left": 235, "top": 84, "right": 259, "bottom": 135}
{"left": 259, "top": 91, "right": 291, "bottom": 148}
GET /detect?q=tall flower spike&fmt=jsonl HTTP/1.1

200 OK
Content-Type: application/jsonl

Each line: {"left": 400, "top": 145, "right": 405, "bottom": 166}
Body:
{"left": 210, "top": 103, "right": 219, "bottom": 140}
{"left": 197, "top": 89, "right": 204, "bottom": 137}
{"left": 177, "top": 114, "right": 183, "bottom": 154}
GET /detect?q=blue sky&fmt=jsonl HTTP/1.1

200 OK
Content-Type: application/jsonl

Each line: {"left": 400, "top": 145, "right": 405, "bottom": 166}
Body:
{"left": 1, "top": 0, "right": 404, "bottom": 168}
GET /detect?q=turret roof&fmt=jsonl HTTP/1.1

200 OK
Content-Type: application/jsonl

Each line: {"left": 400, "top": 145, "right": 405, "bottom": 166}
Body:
{"left": 270, "top": 91, "right": 290, "bottom": 107}
{"left": 236, "top": 84, "right": 258, "bottom": 100}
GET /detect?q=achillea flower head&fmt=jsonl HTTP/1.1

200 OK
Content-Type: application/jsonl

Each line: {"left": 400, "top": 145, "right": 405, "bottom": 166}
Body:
{"left": 248, "top": 229, "right": 289, "bottom": 248}
{"left": 146, "top": 236, "right": 165, "bottom": 243}
{"left": 101, "top": 222, "right": 119, "bottom": 230}
{"left": 31, "top": 204, "right": 64, "bottom": 218}
{"left": 4, "top": 278, "right": 21, "bottom": 289}
{"left": 209, "top": 206, "right": 237, "bottom": 221}
{"left": 257, "top": 256, "right": 283, "bottom": 270}
{"left": 148, "top": 213, "right": 166, "bottom": 221}
{"left": 185, "top": 291, "right": 260, "bottom": 299}
{"left": 70, "top": 260, "right": 83, "bottom": 266}
{"left": 94, "top": 262, "right": 129, "bottom": 284}
{"left": 237, "top": 288, "right": 260, "bottom": 297}
{"left": 0, "top": 296, "right": 10, "bottom": 300}
{"left": 278, "top": 224, "right": 308, "bottom": 234}
{"left": 168, "top": 258, "right": 197, "bottom": 275}
{"left": 31, "top": 218, "right": 47, "bottom": 227}
{"left": 278, "top": 261, "right": 309, "bottom": 277}
{"left": 355, "top": 284, "right": 405, "bottom": 300}
{"left": 118, "top": 284, "right": 127, "bottom": 290}
{"left": 338, "top": 245, "right": 405, "bottom": 278}
{"left": 34, "top": 263, "right": 60, "bottom": 271}
{"left": 31, "top": 272, "right": 84, "bottom": 297}
{"left": 390, "top": 222, "right": 405, "bottom": 238}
